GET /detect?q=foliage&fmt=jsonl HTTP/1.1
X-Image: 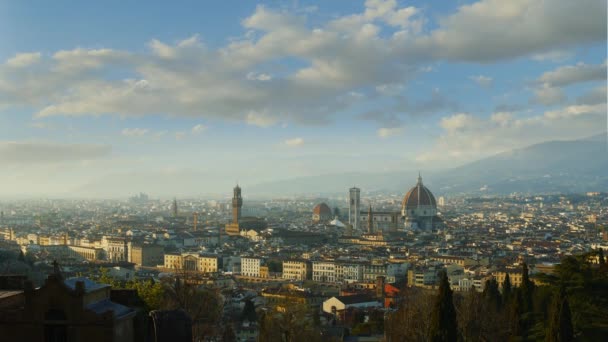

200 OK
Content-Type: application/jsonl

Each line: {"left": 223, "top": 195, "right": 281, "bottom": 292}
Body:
{"left": 545, "top": 287, "right": 573, "bottom": 342}
{"left": 258, "top": 302, "right": 323, "bottom": 342}
{"left": 241, "top": 299, "right": 257, "bottom": 322}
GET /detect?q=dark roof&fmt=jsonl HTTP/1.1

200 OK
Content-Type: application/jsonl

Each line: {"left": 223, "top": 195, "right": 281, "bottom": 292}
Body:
{"left": 334, "top": 294, "right": 377, "bottom": 305}
{"left": 86, "top": 299, "right": 134, "bottom": 318}
{"left": 64, "top": 277, "right": 109, "bottom": 293}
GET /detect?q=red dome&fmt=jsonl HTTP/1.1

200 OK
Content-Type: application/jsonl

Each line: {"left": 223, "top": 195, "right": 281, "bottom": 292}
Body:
{"left": 313, "top": 203, "right": 332, "bottom": 215}
{"left": 402, "top": 175, "right": 436, "bottom": 209}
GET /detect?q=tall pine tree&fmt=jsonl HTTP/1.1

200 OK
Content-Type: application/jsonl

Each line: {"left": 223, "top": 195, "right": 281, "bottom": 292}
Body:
{"left": 545, "top": 287, "right": 573, "bottom": 342}
{"left": 430, "top": 270, "right": 458, "bottom": 342}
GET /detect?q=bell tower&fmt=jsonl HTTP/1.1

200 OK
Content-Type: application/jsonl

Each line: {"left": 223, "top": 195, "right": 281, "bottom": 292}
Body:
{"left": 232, "top": 184, "right": 242, "bottom": 223}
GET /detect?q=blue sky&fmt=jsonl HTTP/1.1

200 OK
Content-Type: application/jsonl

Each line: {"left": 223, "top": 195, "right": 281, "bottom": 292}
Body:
{"left": 0, "top": 0, "right": 606, "bottom": 197}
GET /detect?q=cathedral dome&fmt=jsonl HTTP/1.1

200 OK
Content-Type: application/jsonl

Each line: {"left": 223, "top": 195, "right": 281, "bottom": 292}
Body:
{"left": 402, "top": 174, "right": 436, "bottom": 210}
{"left": 313, "top": 203, "right": 332, "bottom": 216}
{"left": 312, "top": 203, "right": 332, "bottom": 222}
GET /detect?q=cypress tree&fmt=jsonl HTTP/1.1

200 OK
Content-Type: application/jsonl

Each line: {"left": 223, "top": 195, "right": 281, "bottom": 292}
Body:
{"left": 520, "top": 263, "right": 533, "bottom": 313}
{"left": 545, "top": 287, "right": 573, "bottom": 342}
{"left": 503, "top": 273, "right": 512, "bottom": 303}
{"left": 430, "top": 270, "right": 458, "bottom": 342}
{"left": 483, "top": 278, "right": 501, "bottom": 310}
{"left": 599, "top": 248, "right": 605, "bottom": 266}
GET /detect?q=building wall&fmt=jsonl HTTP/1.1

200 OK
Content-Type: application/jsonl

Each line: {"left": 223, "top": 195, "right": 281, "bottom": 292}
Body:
{"left": 282, "top": 260, "right": 311, "bottom": 281}
{"left": 313, "top": 261, "right": 336, "bottom": 283}
{"left": 241, "top": 257, "right": 262, "bottom": 277}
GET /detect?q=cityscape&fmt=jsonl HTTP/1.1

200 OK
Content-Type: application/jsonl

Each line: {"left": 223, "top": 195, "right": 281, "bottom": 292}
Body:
{"left": 0, "top": 1, "right": 607, "bottom": 342}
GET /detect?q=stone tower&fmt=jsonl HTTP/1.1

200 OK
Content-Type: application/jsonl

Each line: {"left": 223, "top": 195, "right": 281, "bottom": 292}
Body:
{"left": 349, "top": 187, "right": 361, "bottom": 232}
{"left": 232, "top": 184, "right": 242, "bottom": 223}
{"left": 368, "top": 205, "right": 373, "bottom": 234}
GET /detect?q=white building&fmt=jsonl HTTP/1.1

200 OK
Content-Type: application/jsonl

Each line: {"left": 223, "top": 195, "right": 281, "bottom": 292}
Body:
{"left": 282, "top": 260, "right": 311, "bottom": 281}
{"left": 101, "top": 236, "right": 128, "bottom": 262}
{"left": 322, "top": 295, "right": 381, "bottom": 315}
{"left": 241, "top": 257, "right": 263, "bottom": 277}
{"left": 313, "top": 260, "right": 336, "bottom": 283}
{"left": 335, "top": 262, "right": 364, "bottom": 283}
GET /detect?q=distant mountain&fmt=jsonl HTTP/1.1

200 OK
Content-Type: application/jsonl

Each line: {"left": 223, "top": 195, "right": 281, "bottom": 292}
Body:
{"left": 249, "top": 134, "right": 608, "bottom": 196}
{"left": 73, "top": 134, "right": 607, "bottom": 198}
{"left": 431, "top": 135, "right": 608, "bottom": 194}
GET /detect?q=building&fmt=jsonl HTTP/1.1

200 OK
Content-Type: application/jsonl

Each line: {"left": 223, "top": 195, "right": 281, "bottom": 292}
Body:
{"left": 494, "top": 269, "right": 524, "bottom": 288}
{"left": 225, "top": 184, "right": 243, "bottom": 236}
{"left": 401, "top": 174, "right": 439, "bottom": 230}
{"left": 438, "top": 196, "right": 446, "bottom": 207}
{"left": 163, "top": 253, "right": 220, "bottom": 273}
{"left": 335, "top": 261, "right": 364, "bottom": 284}
{"left": 312, "top": 203, "right": 332, "bottom": 223}
{"left": 362, "top": 210, "right": 403, "bottom": 232}
{"left": 172, "top": 198, "right": 178, "bottom": 217}
{"left": 322, "top": 295, "right": 381, "bottom": 316}
{"left": 0, "top": 271, "right": 136, "bottom": 341}
{"left": 241, "top": 257, "right": 264, "bottom": 277}
{"left": 129, "top": 243, "right": 164, "bottom": 267}
{"left": 282, "top": 259, "right": 312, "bottom": 281}
{"left": 101, "top": 236, "right": 128, "bottom": 262}
{"left": 312, "top": 260, "right": 336, "bottom": 283}
{"left": 349, "top": 187, "right": 361, "bottom": 232}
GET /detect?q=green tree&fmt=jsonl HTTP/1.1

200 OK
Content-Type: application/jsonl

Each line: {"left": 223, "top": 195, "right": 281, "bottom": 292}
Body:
{"left": 429, "top": 270, "right": 458, "bottom": 342}
{"left": 599, "top": 248, "right": 605, "bottom": 267}
{"left": 545, "top": 287, "right": 573, "bottom": 342}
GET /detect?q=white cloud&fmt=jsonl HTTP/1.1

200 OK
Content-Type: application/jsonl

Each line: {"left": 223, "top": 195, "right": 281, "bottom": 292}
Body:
{"left": 417, "top": 103, "right": 606, "bottom": 165}
{"left": 0, "top": 0, "right": 605, "bottom": 127}
{"left": 533, "top": 84, "right": 566, "bottom": 106}
{"left": 192, "top": 124, "right": 207, "bottom": 134}
{"left": 537, "top": 61, "right": 607, "bottom": 87}
{"left": 414, "top": 0, "right": 606, "bottom": 62}
{"left": 5, "top": 52, "right": 41, "bottom": 68}
{"left": 377, "top": 127, "right": 404, "bottom": 138}
{"left": 440, "top": 113, "right": 477, "bottom": 133}
{"left": 284, "top": 137, "right": 304, "bottom": 146}
{"left": 246, "top": 110, "right": 279, "bottom": 127}
{"left": 0, "top": 141, "right": 111, "bottom": 164}
{"left": 469, "top": 75, "right": 493, "bottom": 87}
{"left": 246, "top": 71, "right": 272, "bottom": 81}
{"left": 531, "top": 50, "right": 574, "bottom": 62}
{"left": 544, "top": 103, "right": 607, "bottom": 120}
{"left": 577, "top": 85, "right": 607, "bottom": 105}
{"left": 121, "top": 128, "right": 149, "bottom": 137}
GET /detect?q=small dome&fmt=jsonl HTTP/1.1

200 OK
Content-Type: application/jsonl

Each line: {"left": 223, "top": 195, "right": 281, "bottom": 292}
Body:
{"left": 402, "top": 174, "right": 436, "bottom": 209}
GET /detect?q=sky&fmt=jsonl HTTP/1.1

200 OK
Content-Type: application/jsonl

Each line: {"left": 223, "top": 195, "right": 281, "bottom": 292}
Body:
{"left": 0, "top": 0, "right": 606, "bottom": 198}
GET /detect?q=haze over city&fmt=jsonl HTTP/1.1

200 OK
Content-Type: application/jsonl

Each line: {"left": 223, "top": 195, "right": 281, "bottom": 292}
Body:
{"left": 1, "top": 0, "right": 606, "bottom": 198}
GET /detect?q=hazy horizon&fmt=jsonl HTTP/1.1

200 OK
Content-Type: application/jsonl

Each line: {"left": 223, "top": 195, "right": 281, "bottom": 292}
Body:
{"left": 1, "top": 0, "right": 606, "bottom": 198}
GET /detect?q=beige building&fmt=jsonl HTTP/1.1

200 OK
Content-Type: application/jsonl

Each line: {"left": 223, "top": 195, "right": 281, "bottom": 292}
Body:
{"left": 282, "top": 260, "right": 312, "bottom": 281}
{"left": 494, "top": 269, "right": 524, "bottom": 288}
{"left": 129, "top": 244, "right": 164, "bottom": 267}
{"left": 163, "top": 253, "right": 220, "bottom": 273}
